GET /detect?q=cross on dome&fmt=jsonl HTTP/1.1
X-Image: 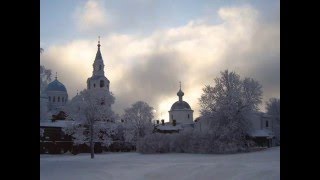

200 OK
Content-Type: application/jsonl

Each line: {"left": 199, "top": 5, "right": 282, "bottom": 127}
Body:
{"left": 98, "top": 36, "right": 101, "bottom": 48}
{"left": 177, "top": 81, "right": 184, "bottom": 101}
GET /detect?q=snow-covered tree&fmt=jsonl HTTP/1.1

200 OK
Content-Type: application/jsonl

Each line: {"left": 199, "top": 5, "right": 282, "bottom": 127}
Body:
{"left": 40, "top": 48, "right": 51, "bottom": 93}
{"left": 63, "top": 89, "right": 116, "bottom": 158}
{"left": 266, "top": 98, "right": 280, "bottom": 145}
{"left": 122, "top": 101, "right": 154, "bottom": 146}
{"left": 40, "top": 65, "right": 52, "bottom": 94}
{"left": 40, "top": 48, "right": 51, "bottom": 120}
{"left": 199, "top": 70, "right": 263, "bottom": 153}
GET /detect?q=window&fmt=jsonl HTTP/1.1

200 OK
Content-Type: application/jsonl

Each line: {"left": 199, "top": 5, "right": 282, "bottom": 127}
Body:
{"left": 58, "top": 97, "right": 60, "bottom": 102}
{"left": 188, "top": 114, "right": 190, "bottom": 119}
{"left": 100, "top": 80, "right": 104, "bottom": 88}
{"left": 99, "top": 65, "right": 102, "bottom": 70}
{"left": 49, "top": 96, "right": 51, "bottom": 102}
{"left": 53, "top": 96, "right": 55, "bottom": 102}
{"left": 62, "top": 97, "right": 64, "bottom": 102}
{"left": 266, "top": 121, "right": 269, "bottom": 128}
{"left": 94, "top": 84, "right": 96, "bottom": 88}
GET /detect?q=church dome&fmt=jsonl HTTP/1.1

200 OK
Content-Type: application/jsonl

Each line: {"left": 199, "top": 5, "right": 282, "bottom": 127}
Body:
{"left": 46, "top": 79, "right": 67, "bottom": 92}
{"left": 170, "top": 101, "right": 191, "bottom": 110}
{"left": 170, "top": 82, "right": 192, "bottom": 111}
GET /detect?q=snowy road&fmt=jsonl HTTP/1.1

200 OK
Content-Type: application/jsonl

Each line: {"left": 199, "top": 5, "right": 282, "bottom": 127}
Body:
{"left": 40, "top": 147, "right": 280, "bottom": 180}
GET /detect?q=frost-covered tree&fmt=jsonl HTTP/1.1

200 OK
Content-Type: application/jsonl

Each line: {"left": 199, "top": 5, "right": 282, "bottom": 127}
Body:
{"left": 40, "top": 48, "right": 52, "bottom": 120}
{"left": 40, "top": 65, "right": 52, "bottom": 94}
{"left": 266, "top": 98, "right": 280, "bottom": 145}
{"left": 40, "top": 48, "right": 51, "bottom": 94}
{"left": 199, "top": 70, "right": 262, "bottom": 153}
{"left": 63, "top": 89, "right": 116, "bottom": 158}
{"left": 122, "top": 101, "right": 154, "bottom": 146}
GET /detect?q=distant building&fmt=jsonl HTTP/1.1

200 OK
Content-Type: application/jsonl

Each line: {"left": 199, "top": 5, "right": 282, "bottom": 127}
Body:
{"left": 194, "top": 112, "right": 277, "bottom": 147}
{"left": 169, "top": 82, "right": 194, "bottom": 124}
{"left": 154, "top": 83, "right": 194, "bottom": 133}
{"left": 45, "top": 74, "right": 68, "bottom": 112}
{"left": 248, "top": 113, "right": 276, "bottom": 147}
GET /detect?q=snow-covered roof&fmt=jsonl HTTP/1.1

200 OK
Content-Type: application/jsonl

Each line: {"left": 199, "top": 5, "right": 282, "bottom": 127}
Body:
{"left": 40, "top": 120, "right": 74, "bottom": 128}
{"left": 249, "top": 129, "right": 274, "bottom": 138}
{"left": 155, "top": 124, "right": 183, "bottom": 131}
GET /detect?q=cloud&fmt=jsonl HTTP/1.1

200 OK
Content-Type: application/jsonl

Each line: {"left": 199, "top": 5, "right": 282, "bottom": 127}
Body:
{"left": 73, "top": 0, "right": 111, "bottom": 32}
{"left": 41, "top": 5, "right": 279, "bottom": 120}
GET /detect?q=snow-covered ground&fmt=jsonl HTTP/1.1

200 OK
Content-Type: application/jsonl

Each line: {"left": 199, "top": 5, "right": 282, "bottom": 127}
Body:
{"left": 40, "top": 147, "right": 280, "bottom": 180}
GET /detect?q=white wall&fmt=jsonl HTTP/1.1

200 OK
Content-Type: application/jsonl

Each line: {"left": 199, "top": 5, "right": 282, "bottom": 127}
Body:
{"left": 169, "top": 109, "right": 193, "bottom": 124}
{"left": 46, "top": 91, "right": 68, "bottom": 111}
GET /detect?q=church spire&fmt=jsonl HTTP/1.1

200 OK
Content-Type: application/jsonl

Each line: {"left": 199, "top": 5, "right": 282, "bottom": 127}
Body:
{"left": 92, "top": 36, "right": 105, "bottom": 76}
{"left": 55, "top": 72, "right": 58, "bottom": 80}
{"left": 177, "top": 81, "right": 184, "bottom": 101}
{"left": 95, "top": 36, "right": 102, "bottom": 61}
{"left": 87, "top": 36, "right": 110, "bottom": 93}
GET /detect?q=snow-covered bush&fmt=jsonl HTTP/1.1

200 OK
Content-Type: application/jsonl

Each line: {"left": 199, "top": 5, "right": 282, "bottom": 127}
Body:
{"left": 137, "top": 133, "right": 170, "bottom": 153}
{"left": 137, "top": 130, "right": 254, "bottom": 154}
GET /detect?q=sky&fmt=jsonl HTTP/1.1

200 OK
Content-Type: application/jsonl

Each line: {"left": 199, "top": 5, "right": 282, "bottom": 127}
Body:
{"left": 40, "top": 0, "right": 280, "bottom": 120}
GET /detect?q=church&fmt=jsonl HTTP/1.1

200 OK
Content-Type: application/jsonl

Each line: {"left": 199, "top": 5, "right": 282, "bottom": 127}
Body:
{"left": 154, "top": 83, "right": 195, "bottom": 133}
{"left": 40, "top": 38, "right": 110, "bottom": 121}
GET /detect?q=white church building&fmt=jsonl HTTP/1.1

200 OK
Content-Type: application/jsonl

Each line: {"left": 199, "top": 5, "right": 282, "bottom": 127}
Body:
{"left": 155, "top": 83, "right": 195, "bottom": 133}
{"left": 169, "top": 82, "right": 194, "bottom": 124}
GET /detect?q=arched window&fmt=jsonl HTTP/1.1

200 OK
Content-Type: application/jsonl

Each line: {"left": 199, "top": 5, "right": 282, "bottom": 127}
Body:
{"left": 58, "top": 97, "right": 60, "bottom": 102}
{"left": 49, "top": 96, "right": 51, "bottom": 102}
{"left": 53, "top": 96, "right": 55, "bottom": 102}
{"left": 188, "top": 114, "right": 190, "bottom": 119}
{"left": 100, "top": 80, "right": 104, "bottom": 88}
{"left": 266, "top": 121, "right": 269, "bottom": 128}
{"left": 93, "top": 83, "right": 96, "bottom": 88}
{"left": 99, "top": 65, "right": 102, "bottom": 70}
